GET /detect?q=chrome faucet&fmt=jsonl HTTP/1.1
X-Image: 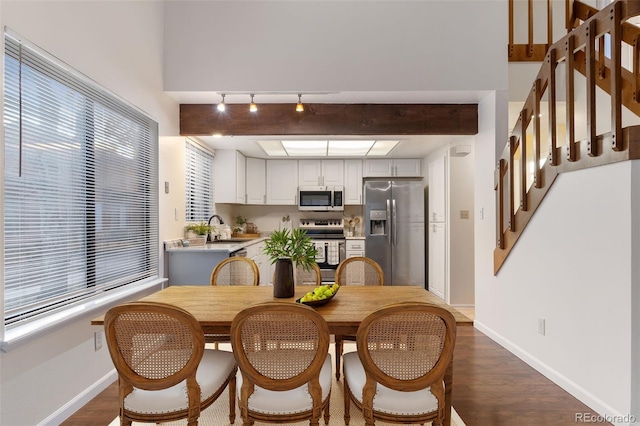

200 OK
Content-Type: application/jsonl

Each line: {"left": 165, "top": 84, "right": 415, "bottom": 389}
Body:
{"left": 207, "top": 215, "right": 225, "bottom": 242}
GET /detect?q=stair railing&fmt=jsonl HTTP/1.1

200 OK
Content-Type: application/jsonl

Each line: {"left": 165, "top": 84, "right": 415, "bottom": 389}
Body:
{"left": 509, "top": 0, "right": 554, "bottom": 62}
{"left": 495, "top": 0, "right": 640, "bottom": 274}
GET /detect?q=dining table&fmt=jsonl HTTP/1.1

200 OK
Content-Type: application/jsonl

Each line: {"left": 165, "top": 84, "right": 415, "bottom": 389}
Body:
{"left": 91, "top": 285, "right": 472, "bottom": 426}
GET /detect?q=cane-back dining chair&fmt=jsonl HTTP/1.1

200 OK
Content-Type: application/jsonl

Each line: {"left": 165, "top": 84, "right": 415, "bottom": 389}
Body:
{"left": 334, "top": 256, "right": 384, "bottom": 379}
{"left": 296, "top": 262, "right": 322, "bottom": 286}
{"left": 104, "top": 301, "right": 238, "bottom": 426}
{"left": 210, "top": 256, "right": 260, "bottom": 286}
{"left": 231, "top": 302, "right": 332, "bottom": 426}
{"left": 208, "top": 257, "right": 260, "bottom": 348}
{"left": 343, "top": 302, "right": 457, "bottom": 426}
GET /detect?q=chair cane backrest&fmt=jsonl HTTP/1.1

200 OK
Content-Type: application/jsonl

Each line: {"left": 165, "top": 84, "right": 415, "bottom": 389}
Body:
{"left": 210, "top": 257, "right": 259, "bottom": 286}
{"left": 356, "top": 302, "right": 457, "bottom": 402}
{"left": 231, "top": 302, "right": 329, "bottom": 391}
{"left": 104, "top": 301, "right": 204, "bottom": 392}
{"left": 335, "top": 256, "right": 384, "bottom": 286}
{"left": 295, "top": 262, "right": 322, "bottom": 286}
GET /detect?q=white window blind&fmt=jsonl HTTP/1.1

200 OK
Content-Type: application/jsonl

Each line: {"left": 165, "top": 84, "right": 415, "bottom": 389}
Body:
{"left": 3, "top": 31, "right": 159, "bottom": 326}
{"left": 185, "top": 139, "right": 214, "bottom": 222}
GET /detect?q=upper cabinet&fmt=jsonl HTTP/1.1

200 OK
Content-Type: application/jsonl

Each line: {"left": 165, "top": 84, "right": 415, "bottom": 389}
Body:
{"left": 246, "top": 157, "right": 266, "bottom": 204}
{"left": 298, "top": 160, "right": 344, "bottom": 186}
{"left": 344, "top": 159, "right": 363, "bottom": 205}
{"left": 363, "top": 159, "right": 421, "bottom": 177}
{"left": 266, "top": 160, "right": 298, "bottom": 205}
{"left": 214, "top": 150, "right": 246, "bottom": 204}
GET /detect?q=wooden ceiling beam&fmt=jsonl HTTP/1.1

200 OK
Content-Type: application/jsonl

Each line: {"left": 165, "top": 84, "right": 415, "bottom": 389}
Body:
{"left": 180, "top": 103, "right": 478, "bottom": 136}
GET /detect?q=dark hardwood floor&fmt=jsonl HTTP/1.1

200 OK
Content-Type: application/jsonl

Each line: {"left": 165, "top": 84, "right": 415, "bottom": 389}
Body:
{"left": 62, "top": 326, "right": 609, "bottom": 425}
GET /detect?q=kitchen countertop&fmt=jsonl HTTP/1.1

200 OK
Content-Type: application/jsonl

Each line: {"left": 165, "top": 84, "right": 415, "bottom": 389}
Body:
{"left": 165, "top": 237, "right": 266, "bottom": 253}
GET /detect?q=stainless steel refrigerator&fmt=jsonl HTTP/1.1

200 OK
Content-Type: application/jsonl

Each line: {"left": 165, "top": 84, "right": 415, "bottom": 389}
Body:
{"left": 364, "top": 180, "right": 425, "bottom": 286}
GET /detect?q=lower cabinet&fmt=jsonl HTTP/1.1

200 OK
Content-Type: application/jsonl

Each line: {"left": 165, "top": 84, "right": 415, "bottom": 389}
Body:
{"left": 345, "top": 239, "right": 365, "bottom": 258}
{"left": 246, "top": 240, "right": 273, "bottom": 285}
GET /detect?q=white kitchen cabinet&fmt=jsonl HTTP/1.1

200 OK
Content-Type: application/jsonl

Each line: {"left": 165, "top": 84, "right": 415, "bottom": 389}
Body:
{"left": 428, "top": 222, "right": 446, "bottom": 300}
{"left": 213, "top": 150, "right": 246, "bottom": 204}
{"left": 428, "top": 153, "right": 447, "bottom": 222}
{"left": 246, "top": 157, "right": 266, "bottom": 204}
{"left": 266, "top": 160, "right": 298, "bottom": 205}
{"left": 363, "top": 159, "right": 421, "bottom": 177}
{"left": 298, "top": 160, "right": 344, "bottom": 186}
{"left": 344, "top": 159, "right": 363, "bottom": 204}
{"left": 246, "top": 240, "right": 271, "bottom": 285}
{"left": 345, "top": 238, "right": 365, "bottom": 258}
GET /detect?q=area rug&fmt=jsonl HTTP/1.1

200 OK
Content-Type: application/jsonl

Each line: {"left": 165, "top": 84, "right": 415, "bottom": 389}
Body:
{"left": 109, "top": 343, "right": 466, "bottom": 426}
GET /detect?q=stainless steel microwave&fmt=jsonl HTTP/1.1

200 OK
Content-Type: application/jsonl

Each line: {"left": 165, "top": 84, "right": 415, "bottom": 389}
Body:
{"left": 298, "top": 186, "right": 344, "bottom": 211}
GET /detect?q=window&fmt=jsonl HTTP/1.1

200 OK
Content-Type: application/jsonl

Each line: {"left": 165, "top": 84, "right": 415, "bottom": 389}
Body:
{"left": 185, "top": 139, "right": 214, "bottom": 222}
{"left": 3, "top": 30, "right": 159, "bottom": 328}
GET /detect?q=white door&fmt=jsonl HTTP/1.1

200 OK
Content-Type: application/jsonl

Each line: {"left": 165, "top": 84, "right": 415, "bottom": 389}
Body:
{"left": 428, "top": 222, "right": 446, "bottom": 300}
{"left": 428, "top": 154, "right": 447, "bottom": 223}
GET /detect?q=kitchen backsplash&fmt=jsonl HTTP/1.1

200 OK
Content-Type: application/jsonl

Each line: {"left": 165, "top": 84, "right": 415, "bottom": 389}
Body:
{"left": 216, "top": 204, "right": 365, "bottom": 236}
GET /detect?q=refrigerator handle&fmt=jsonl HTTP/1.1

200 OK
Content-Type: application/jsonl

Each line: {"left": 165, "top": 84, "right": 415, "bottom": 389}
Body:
{"left": 386, "top": 199, "right": 391, "bottom": 246}
{"left": 392, "top": 198, "right": 397, "bottom": 246}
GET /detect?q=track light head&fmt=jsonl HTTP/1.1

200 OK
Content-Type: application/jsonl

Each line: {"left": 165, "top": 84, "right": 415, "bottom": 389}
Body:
{"left": 249, "top": 94, "right": 257, "bottom": 112}
{"left": 296, "top": 94, "right": 304, "bottom": 112}
{"left": 217, "top": 94, "right": 226, "bottom": 112}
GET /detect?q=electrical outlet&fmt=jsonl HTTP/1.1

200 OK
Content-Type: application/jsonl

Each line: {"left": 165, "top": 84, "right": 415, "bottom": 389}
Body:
{"left": 460, "top": 210, "right": 470, "bottom": 219}
{"left": 94, "top": 330, "right": 103, "bottom": 351}
{"left": 164, "top": 181, "right": 170, "bottom": 194}
{"left": 538, "top": 318, "right": 546, "bottom": 336}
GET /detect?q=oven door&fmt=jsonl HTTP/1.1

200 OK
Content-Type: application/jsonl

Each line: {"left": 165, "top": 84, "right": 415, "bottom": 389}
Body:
{"left": 313, "top": 240, "right": 346, "bottom": 283}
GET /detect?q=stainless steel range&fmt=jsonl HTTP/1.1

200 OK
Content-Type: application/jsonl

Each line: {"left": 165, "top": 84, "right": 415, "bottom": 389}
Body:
{"left": 298, "top": 218, "right": 346, "bottom": 283}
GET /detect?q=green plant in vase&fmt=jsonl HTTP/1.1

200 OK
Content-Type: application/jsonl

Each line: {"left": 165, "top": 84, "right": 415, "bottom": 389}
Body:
{"left": 263, "top": 228, "right": 317, "bottom": 298}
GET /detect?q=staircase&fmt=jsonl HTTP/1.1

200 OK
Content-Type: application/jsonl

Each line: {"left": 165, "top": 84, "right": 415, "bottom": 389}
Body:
{"left": 495, "top": 0, "right": 640, "bottom": 274}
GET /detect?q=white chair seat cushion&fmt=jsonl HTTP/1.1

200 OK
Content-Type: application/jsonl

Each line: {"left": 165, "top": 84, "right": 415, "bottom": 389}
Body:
{"left": 238, "top": 353, "right": 332, "bottom": 414}
{"left": 124, "top": 349, "right": 236, "bottom": 414}
{"left": 343, "top": 351, "right": 438, "bottom": 415}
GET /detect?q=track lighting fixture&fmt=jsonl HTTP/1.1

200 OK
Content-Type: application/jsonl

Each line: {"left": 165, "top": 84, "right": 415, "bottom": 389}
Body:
{"left": 296, "top": 94, "right": 304, "bottom": 112}
{"left": 217, "top": 94, "right": 226, "bottom": 112}
{"left": 249, "top": 94, "right": 257, "bottom": 112}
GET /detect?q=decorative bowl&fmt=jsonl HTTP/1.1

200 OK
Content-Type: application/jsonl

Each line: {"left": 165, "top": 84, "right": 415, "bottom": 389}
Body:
{"left": 296, "top": 286, "right": 339, "bottom": 307}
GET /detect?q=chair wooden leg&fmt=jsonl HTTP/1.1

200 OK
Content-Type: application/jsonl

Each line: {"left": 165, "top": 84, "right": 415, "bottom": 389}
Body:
{"left": 323, "top": 393, "right": 331, "bottom": 425}
{"left": 229, "top": 372, "right": 237, "bottom": 424}
{"left": 343, "top": 372, "right": 351, "bottom": 425}
{"left": 334, "top": 336, "right": 343, "bottom": 380}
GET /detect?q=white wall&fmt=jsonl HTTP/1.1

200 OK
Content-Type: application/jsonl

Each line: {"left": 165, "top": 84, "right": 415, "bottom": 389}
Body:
{"left": 0, "top": 2, "right": 179, "bottom": 425}
{"left": 164, "top": 1, "right": 507, "bottom": 94}
{"left": 475, "top": 152, "right": 635, "bottom": 421}
{"left": 448, "top": 143, "right": 476, "bottom": 306}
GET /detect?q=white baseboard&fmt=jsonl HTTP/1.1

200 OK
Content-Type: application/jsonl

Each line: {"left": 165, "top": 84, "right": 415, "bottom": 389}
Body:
{"left": 474, "top": 321, "right": 633, "bottom": 426}
{"left": 38, "top": 369, "right": 117, "bottom": 426}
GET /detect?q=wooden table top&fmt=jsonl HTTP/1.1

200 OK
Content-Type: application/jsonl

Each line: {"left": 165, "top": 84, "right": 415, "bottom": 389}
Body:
{"left": 91, "top": 285, "right": 472, "bottom": 334}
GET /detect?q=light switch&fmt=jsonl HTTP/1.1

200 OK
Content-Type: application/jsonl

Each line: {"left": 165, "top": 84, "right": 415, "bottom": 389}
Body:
{"left": 164, "top": 181, "right": 170, "bottom": 194}
{"left": 460, "top": 210, "right": 469, "bottom": 219}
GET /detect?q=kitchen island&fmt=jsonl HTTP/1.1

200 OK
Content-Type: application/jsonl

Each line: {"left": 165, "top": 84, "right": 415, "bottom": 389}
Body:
{"left": 165, "top": 238, "right": 266, "bottom": 285}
